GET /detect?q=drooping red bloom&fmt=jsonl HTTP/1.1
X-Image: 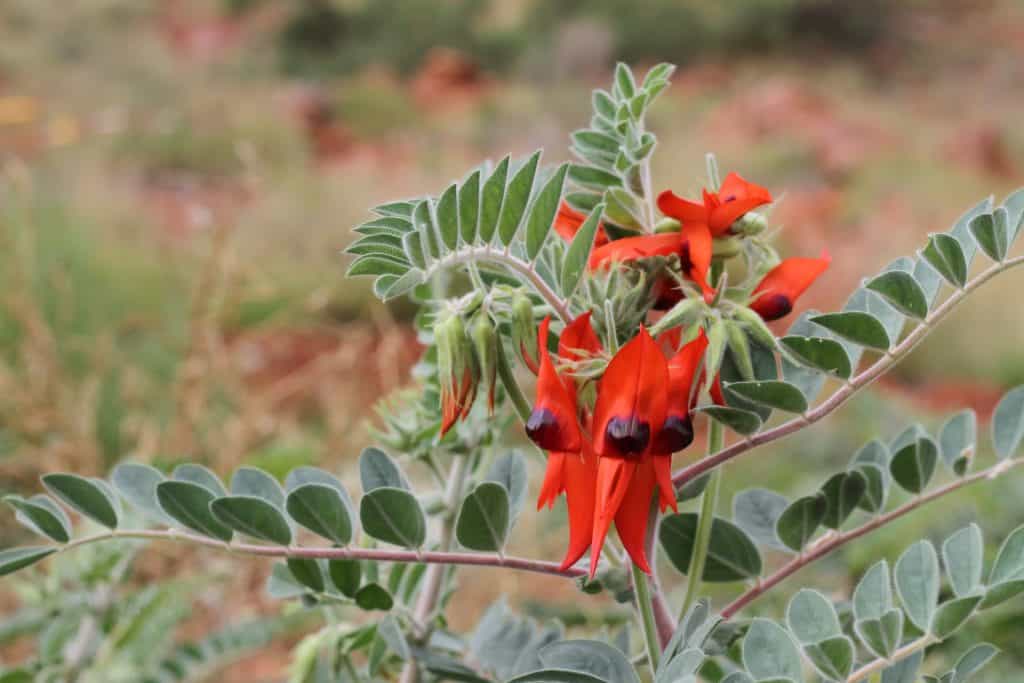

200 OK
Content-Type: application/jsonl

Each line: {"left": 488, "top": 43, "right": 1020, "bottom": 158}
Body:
{"left": 441, "top": 369, "right": 476, "bottom": 435}
{"left": 590, "top": 327, "right": 670, "bottom": 576}
{"left": 525, "top": 317, "right": 582, "bottom": 452}
{"left": 749, "top": 251, "right": 831, "bottom": 321}
{"left": 529, "top": 314, "right": 601, "bottom": 570}
{"left": 658, "top": 172, "right": 773, "bottom": 237}
{"left": 554, "top": 200, "right": 609, "bottom": 247}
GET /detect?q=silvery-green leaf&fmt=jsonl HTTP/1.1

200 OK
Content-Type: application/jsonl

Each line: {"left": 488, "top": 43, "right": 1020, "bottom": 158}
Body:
{"left": 660, "top": 513, "right": 762, "bottom": 581}
{"left": 992, "top": 385, "right": 1024, "bottom": 461}
{"left": 211, "top": 496, "right": 292, "bottom": 546}
{"left": 42, "top": 473, "right": 118, "bottom": 529}
{"left": 776, "top": 494, "right": 827, "bottom": 552}
{"left": 156, "top": 480, "right": 233, "bottom": 542}
{"left": 854, "top": 560, "right": 892, "bottom": 621}
{"left": 953, "top": 643, "right": 1000, "bottom": 682}
{"left": 804, "top": 635, "right": 854, "bottom": 681}
{"left": 733, "top": 488, "right": 790, "bottom": 551}
{"left": 539, "top": 639, "right": 640, "bottom": 683}
{"left": 890, "top": 437, "right": 938, "bottom": 494}
{"left": 359, "top": 447, "right": 409, "bottom": 492}
{"left": 456, "top": 482, "right": 510, "bottom": 552}
{"left": 230, "top": 467, "right": 285, "bottom": 510}
{"left": 0, "top": 547, "right": 57, "bottom": 577}
{"left": 787, "top": 589, "right": 841, "bottom": 644}
{"left": 932, "top": 596, "right": 982, "bottom": 639}
{"left": 741, "top": 619, "right": 802, "bottom": 681}
{"left": 939, "top": 410, "right": 976, "bottom": 475}
{"left": 881, "top": 650, "right": 923, "bottom": 683}
{"left": 866, "top": 271, "right": 928, "bottom": 319}
{"left": 110, "top": 462, "right": 168, "bottom": 523}
{"left": 498, "top": 151, "right": 541, "bottom": 246}
{"left": 526, "top": 164, "right": 569, "bottom": 261}
{"left": 359, "top": 487, "right": 426, "bottom": 549}
{"left": 989, "top": 524, "right": 1024, "bottom": 585}
{"left": 485, "top": 450, "right": 528, "bottom": 520}
{"left": 942, "top": 524, "right": 983, "bottom": 598}
{"left": 895, "top": 540, "right": 940, "bottom": 631}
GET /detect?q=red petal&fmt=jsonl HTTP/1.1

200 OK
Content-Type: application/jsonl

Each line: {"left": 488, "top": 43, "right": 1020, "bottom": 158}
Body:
{"left": 680, "top": 222, "right": 713, "bottom": 298}
{"left": 559, "top": 442, "right": 598, "bottom": 570}
{"left": 554, "top": 200, "right": 609, "bottom": 247}
{"left": 525, "top": 317, "right": 582, "bottom": 452}
{"left": 614, "top": 459, "right": 657, "bottom": 573}
{"left": 590, "top": 457, "right": 636, "bottom": 578}
{"left": 750, "top": 250, "right": 831, "bottom": 321}
{"left": 657, "top": 190, "right": 708, "bottom": 224}
{"left": 652, "top": 455, "right": 677, "bottom": 513}
{"left": 537, "top": 451, "right": 566, "bottom": 510}
{"left": 709, "top": 172, "right": 772, "bottom": 234}
{"left": 588, "top": 232, "right": 683, "bottom": 269}
{"left": 593, "top": 327, "right": 669, "bottom": 459}
{"left": 558, "top": 311, "right": 602, "bottom": 363}
{"left": 667, "top": 329, "right": 709, "bottom": 411}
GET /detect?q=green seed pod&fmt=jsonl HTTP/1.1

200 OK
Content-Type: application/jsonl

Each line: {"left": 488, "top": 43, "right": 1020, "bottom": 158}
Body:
{"left": 725, "top": 321, "right": 755, "bottom": 381}
{"left": 511, "top": 292, "right": 538, "bottom": 371}
{"left": 472, "top": 314, "right": 499, "bottom": 413}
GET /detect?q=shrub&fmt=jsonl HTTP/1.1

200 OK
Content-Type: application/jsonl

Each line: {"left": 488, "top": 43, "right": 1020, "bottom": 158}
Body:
{"left": 3, "top": 63, "right": 1024, "bottom": 682}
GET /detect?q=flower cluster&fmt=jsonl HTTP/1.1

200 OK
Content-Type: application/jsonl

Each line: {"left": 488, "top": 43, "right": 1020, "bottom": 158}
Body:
{"left": 528, "top": 171, "right": 830, "bottom": 575}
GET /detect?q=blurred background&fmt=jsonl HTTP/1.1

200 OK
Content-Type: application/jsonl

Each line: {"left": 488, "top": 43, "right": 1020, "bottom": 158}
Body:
{"left": 1, "top": 0, "right": 1023, "bottom": 680}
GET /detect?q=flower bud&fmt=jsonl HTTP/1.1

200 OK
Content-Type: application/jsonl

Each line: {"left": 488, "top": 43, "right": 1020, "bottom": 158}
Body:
{"left": 711, "top": 236, "right": 743, "bottom": 259}
{"left": 725, "top": 321, "right": 755, "bottom": 382}
{"left": 472, "top": 314, "right": 499, "bottom": 414}
{"left": 733, "top": 210, "right": 768, "bottom": 236}
{"left": 435, "top": 313, "right": 478, "bottom": 435}
{"left": 654, "top": 216, "right": 681, "bottom": 234}
{"left": 730, "top": 304, "right": 779, "bottom": 351}
{"left": 512, "top": 292, "right": 538, "bottom": 374}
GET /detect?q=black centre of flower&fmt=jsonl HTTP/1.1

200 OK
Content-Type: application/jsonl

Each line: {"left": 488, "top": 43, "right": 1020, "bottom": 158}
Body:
{"left": 606, "top": 415, "right": 650, "bottom": 459}
{"left": 722, "top": 194, "right": 737, "bottom": 202}
{"left": 526, "top": 408, "right": 565, "bottom": 450}
{"left": 653, "top": 414, "right": 695, "bottom": 454}
{"left": 757, "top": 293, "right": 793, "bottom": 322}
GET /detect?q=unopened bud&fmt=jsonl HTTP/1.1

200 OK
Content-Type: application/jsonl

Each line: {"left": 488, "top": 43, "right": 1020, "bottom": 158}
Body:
{"left": 712, "top": 236, "right": 743, "bottom": 259}
{"left": 734, "top": 211, "right": 768, "bottom": 236}
{"left": 654, "top": 216, "right": 681, "bottom": 234}
{"left": 512, "top": 293, "right": 538, "bottom": 373}
{"left": 435, "top": 313, "right": 477, "bottom": 434}
{"left": 730, "top": 305, "right": 778, "bottom": 351}
{"left": 725, "top": 321, "right": 755, "bottom": 381}
{"left": 472, "top": 314, "right": 499, "bottom": 414}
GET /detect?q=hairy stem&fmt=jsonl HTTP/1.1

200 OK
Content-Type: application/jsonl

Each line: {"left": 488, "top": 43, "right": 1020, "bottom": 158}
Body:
{"left": 673, "top": 254, "right": 1024, "bottom": 488}
{"left": 402, "top": 453, "right": 469, "bottom": 683}
{"left": 721, "top": 458, "right": 1024, "bottom": 619}
{"left": 57, "top": 528, "right": 585, "bottom": 578}
{"left": 632, "top": 565, "right": 662, "bottom": 672}
{"left": 679, "top": 420, "right": 723, "bottom": 620}
{"left": 432, "top": 246, "right": 572, "bottom": 323}
{"left": 641, "top": 504, "right": 675, "bottom": 647}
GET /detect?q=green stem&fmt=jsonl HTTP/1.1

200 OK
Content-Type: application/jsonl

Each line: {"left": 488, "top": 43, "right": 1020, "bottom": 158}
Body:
{"left": 496, "top": 340, "right": 532, "bottom": 423}
{"left": 679, "top": 420, "right": 723, "bottom": 620}
{"left": 632, "top": 564, "right": 661, "bottom": 672}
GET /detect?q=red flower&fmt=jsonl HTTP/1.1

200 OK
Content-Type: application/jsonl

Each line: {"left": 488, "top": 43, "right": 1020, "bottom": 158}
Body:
{"left": 554, "top": 200, "right": 609, "bottom": 247}
{"left": 658, "top": 172, "right": 772, "bottom": 237}
{"left": 590, "top": 327, "right": 670, "bottom": 576}
{"left": 528, "top": 314, "right": 601, "bottom": 570}
{"left": 750, "top": 251, "right": 831, "bottom": 321}
{"left": 588, "top": 228, "right": 713, "bottom": 299}
{"left": 525, "top": 317, "right": 582, "bottom": 452}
